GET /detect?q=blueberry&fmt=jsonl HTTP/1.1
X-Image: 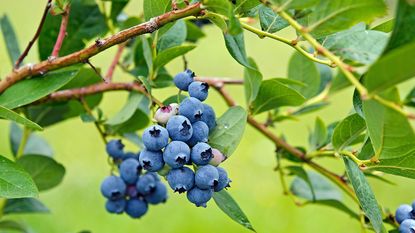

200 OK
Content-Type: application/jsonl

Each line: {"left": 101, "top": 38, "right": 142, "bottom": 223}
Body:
{"left": 174, "top": 69, "right": 195, "bottom": 91}
{"left": 136, "top": 173, "right": 158, "bottom": 195}
{"left": 166, "top": 115, "right": 193, "bottom": 141}
{"left": 139, "top": 149, "right": 165, "bottom": 172}
{"left": 145, "top": 182, "right": 168, "bottom": 204}
{"left": 201, "top": 103, "right": 216, "bottom": 130}
{"left": 214, "top": 167, "right": 231, "bottom": 192}
{"left": 396, "top": 204, "right": 413, "bottom": 224}
{"left": 191, "top": 142, "right": 213, "bottom": 165}
{"left": 166, "top": 167, "right": 195, "bottom": 193}
{"left": 399, "top": 219, "right": 415, "bottom": 233}
{"left": 188, "top": 81, "right": 209, "bottom": 101}
{"left": 105, "top": 199, "right": 126, "bottom": 214}
{"left": 142, "top": 125, "right": 169, "bottom": 151}
{"left": 120, "top": 158, "right": 141, "bottom": 184}
{"left": 187, "top": 187, "right": 213, "bottom": 207}
{"left": 147, "top": 172, "right": 160, "bottom": 181}
{"left": 412, "top": 200, "right": 415, "bottom": 213}
{"left": 154, "top": 103, "right": 179, "bottom": 124}
{"left": 195, "top": 165, "right": 219, "bottom": 189}
{"left": 126, "top": 185, "right": 139, "bottom": 198}
{"left": 106, "top": 140, "right": 125, "bottom": 159}
{"left": 122, "top": 151, "right": 139, "bottom": 160}
{"left": 100, "top": 176, "right": 127, "bottom": 200}
{"left": 179, "top": 97, "right": 204, "bottom": 123}
{"left": 163, "top": 141, "right": 191, "bottom": 168}
{"left": 125, "top": 198, "right": 148, "bottom": 218}
{"left": 187, "top": 121, "right": 209, "bottom": 146}
{"left": 209, "top": 148, "right": 226, "bottom": 166}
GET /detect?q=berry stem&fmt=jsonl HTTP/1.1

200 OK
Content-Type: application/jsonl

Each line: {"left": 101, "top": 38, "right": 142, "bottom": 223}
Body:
{"left": 51, "top": 4, "right": 70, "bottom": 57}
{"left": 105, "top": 43, "right": 126, "bottom": 83}
{"left": 80, "top": 97, "right": 108, "bottom": 144}
{"left": 16, "top": 126, "right": 31, "bottom": 159}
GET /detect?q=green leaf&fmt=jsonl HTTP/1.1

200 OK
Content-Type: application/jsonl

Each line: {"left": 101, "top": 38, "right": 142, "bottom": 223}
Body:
{"left": 17, "top": 155, "right": 65, "bottom": 191}
{"left": 233, "top": 0, "right": 260, "bottom": 16}
{"left": 358, "top": 138, "right": 374, "bottom": 160}
{"left": 110, "top": 0, "right": 129, "bottom": 22}
{"left": 185, "top": 20, "right": 206, "bottom": 42}
{"left": 0, "top": 106, "right": 42, "bottom": 131}
{"left": 258, "top": 5, "right": 288, "bottom": 33}
{"left": 332, "top": 114, "right": 366, "bottom": 151}
{"left": 38, "top": 0, "right": 108, "bottom": 60}
{"left": 404, "top": 87, "right": 415, "bottom": 108}
{"left": 343, "top": 157, "right": 386, "bottom": 233}
{"left": 363, "top": 88, "right": 415, "bottom": 179}
{"left": 205, "top": 12, "right": 228, "bottom": 32}
{"left": 0, "top": 155, "right": 38, "bottom": 198}
{"left": 353, "top": 90, "right": 364, "bottom": 118}
{"left": 143, "top": 0, "right": 171, "bottom": 21}
{"left": 288, "top": 51, "right": 320, "bottom": 98}
{"left": 251, "top": 79, "right": 306, "bottom": 115}
{"left": 323, "top": 24, "right": 388, "bottom": 65}
{"left": 213, "top": 190, "right": 255, "bottom": 232}
{"left": 163, "top": 94, "right": 187, "bottom": 105}
{"left": 0, "top": 220, "right": 28, "bottom": 233}
{"left": 106, "top": 92, "right": 148, "bottom": 126}
{"left": 292, "top": 102, "right": 329, "bottom": 116}
{"left": 223, "top": 33, "right": 249, "bottom": 67}
{"left": 0, "top": 68, "right": 80, "bottom": 109}
{"left": 209, "top": 106, "right": 247, "bottom": 157}
{"left": 157, "top": 20, "right": 187, "bottom": 51}
{"left": 364, "top": 41, "right": 415, "bottom": 94}
{"left": 4, "top": 198, "right": 49, "bottom": 214}
{"left": 271, "top": 0, "right": 319, "bottom": 10}
{"left": 243, "top": 58, "right": 262, "bottom": 104}
{"left": 309, "top": 117, "right": 327, "bottom": 150}
{"left": 371, "top": 19, "right": 394, "bottom": 33}
{"left": 285, "top": 166, "right": 315, "bottom": 200}
{"left": 308, "top": 0, "right": 387, "bottom": 38}
{"left": 0, "top": 15, "right": 20, "bottom": 65}
{"left": 141, "top": 36, "right": 153, "bottom": 73}
{"left": 153, "top": 45, "right": 196, "bottom": 70}
{"left": 10, "top": 123, "right": 53, "bottom": 157}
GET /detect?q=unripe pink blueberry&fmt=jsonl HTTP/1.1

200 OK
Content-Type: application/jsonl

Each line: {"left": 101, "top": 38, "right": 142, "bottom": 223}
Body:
{"left": 154, "top": 103, "right": 179, "bottom": 124}
{"left": 209, "top": 148, "right": 226, "bottom": 166}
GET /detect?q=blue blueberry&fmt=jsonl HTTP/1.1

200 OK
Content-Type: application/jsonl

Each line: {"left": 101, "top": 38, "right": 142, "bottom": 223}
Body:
{"left": 179, "top": 97, "right": 204, "bottom": 123}
{"left": 126, "top": 185, "right": 139, "bottom": 198}
{"left": 163, "top": 141, "right": 191, "bottom": 168}
{"left": 201, "top": 103, "right": 216, "bottom": 130}
{"left": 187, "top": 121, "right": 209, "bottom": 146}
{"left": 191, "top": 142, "right": 213, "bottom": 165}
{"left": 106, "top": 140, "right": 125, "bottom": 159}
{"left": 147, "top": 172, "right": 160, "bottom": 181}
{"left": 412, "top": 200, "right": 415, "bottom": 213}
{"left": 100, "top": 176, "right": 127, "bottom": 200}
{"left": 174, "top": 69, "right": 195, "bottom": 91}
{"left": 125, "top": 198, "right": 148, "bottom": 218}
{"left": 142, "top": 125, "right": 169, "bottom": 151}
{"left": 399, "top": 219, "right": 415, "bottom": 233}
{"left": 188, "top": 81, "right": 209, "bottom": 101}
{"left": 166, "top": 115, "right": 193, "bottom": 141}
{"left": 105, "top": 199, "right": 126, "bottom": 214}
{"left": 187, "top": 187, "right": 213, "bottom": 207}
{"left": 145, "top": 182, "right": 168, "bottom": 204}
{"left": 195, "top": 165, "right": 219, "bottom": 189}
{"left": 122, "top": 151, "right": 139, "bottom": 160}
{"left": 120, "top": 158, "right": 141, "bottom": 184}
{"left": 139, "top": 149, "right": 165, "bottom": 172}
{"left": 214, "top": 167, "right": 231, "bottom": 192}
{"left": 396, "top": 204, "right": 413, "bottom": 224}
{"left": 166, "top": 167, "right": 195, "bottom": 193}
{"left": 136, "top": 173, "right": 158, "bottom": 195}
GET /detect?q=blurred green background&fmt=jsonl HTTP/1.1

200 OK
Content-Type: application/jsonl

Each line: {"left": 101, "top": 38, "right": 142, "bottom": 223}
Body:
{"left": 0, "top": 1, "right": 414, "bottom": 233}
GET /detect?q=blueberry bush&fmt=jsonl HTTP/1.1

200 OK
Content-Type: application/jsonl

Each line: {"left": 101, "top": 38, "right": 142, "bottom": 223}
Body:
{"left": 0, "top": 0, "right": 414, "bottom": 232}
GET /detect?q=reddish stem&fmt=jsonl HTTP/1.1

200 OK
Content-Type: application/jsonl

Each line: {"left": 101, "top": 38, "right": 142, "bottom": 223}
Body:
{"left": 105, "top": 44, "right": 126, "bottom": 82}
{"left": 51, "top": 5, "right": 70, "bottom": 57}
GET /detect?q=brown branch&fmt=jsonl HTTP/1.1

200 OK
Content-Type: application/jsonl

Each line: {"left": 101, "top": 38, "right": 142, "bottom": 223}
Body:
{"left": 0, "top": 2, "right": 203, "bottom": 93}
{"left": 105, "top": 43, "right": 126, "bottom": 82}
{"left": 51, "top": 4, "right": 70, "bottom": 57}
{"left": 14, "top": 0, "right": 52, "bottom": 69}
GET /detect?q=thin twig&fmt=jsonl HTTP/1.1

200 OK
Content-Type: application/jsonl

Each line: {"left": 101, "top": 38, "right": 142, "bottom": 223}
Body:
{"left": 105, "top": 43, "right": 126, "bottom": 82}
{"left": 51, "top": 4, "right": 70, "bottom": 57}
{"left": 14, "top": 0, "right": 52, "bottom": 69}
{"left": 85, "top": 59, "right": 105, "bottom": 82}
{"left": 80, "top": 97, "right": 107, "bottom": 144}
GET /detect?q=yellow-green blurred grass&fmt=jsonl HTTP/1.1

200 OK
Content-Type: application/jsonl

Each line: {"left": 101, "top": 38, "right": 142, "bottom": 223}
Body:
{"left": 0, "top": 1, "right": 414, "bottom": 233}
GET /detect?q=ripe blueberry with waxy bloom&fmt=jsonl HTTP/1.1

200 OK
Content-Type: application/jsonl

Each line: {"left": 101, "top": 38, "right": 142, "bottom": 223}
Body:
{"left": 166, "top": 167, "right": 195, "bottom": 193}
{"left": 106, "top": 140, "right": 125, "bottom": 159}
{"left": 163, "top": 141, "right": 191, "bottom": 168}
{"left": 195, "top": 165, "right": 219, "bottom": 189}
{"left": 174, "top": 69, "right": 195, "bottom": 91}
{"left": 166, "top": 115, "right": 193, "bottom": 141}
{"left": 100, "top": 176, "right": 127, "bottom": 200}
{"left": 188, "top": 81, "right": 209, "bottom": 101}
{"left": 187, "top": 187, "right": 213, "bottom": 208}
{"left": 191, "top": 142, "right": 213, "bottom": 165}
{"left": 139, "top": 149, "right": 164, "bottom": 172}
{"left": 179, "top": 97, "right": 204, "bottom": 123}
{"left": 187, "top": 121, "right": 209, "bottom": 146}
{"left": 125, "top": 198, "right": 148, "bottom": 218}
{"left": 142, "top": 125, "right": 169, "bottom": 151}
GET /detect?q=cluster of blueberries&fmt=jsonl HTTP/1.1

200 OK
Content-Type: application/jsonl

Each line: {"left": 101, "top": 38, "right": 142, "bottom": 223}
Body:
{"left": 396, "top": 202, "right": 415, "bottom": 233}
{"left": 100, "top": 69, "right": 231, "bottom": 218}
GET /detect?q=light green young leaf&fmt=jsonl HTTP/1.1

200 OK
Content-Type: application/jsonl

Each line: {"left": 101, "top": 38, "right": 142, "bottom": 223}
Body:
{"left": 371, "top": 19, "right": 394, "bottom": 33}
{"left": 332, "top": 114, "right": 366, "bottom": 151}
{"left": 0, "top": 15, "right": 20, "bottom": 65}
{"left": 258, "top": 5, "right": 288, "bottom": 33}
{"left": 243, "top": 58, "right": 262, "bottom": 104}
{"left": 288, "top": 51, "right": 320, "bottom": 98}
{"left": 271, "top": 0, "right": 319, "bottom": 10}
{"left": 4, "top": 198, "right": 49, "bottom": 214}
{"left": 0, "top": 106, "right": 42, "bottom": 131}
{"left": 106, "top": 92, "right": 148, "bottom": 126}
{"left": 0, "top": 220, "right": 29, "bottom": 233}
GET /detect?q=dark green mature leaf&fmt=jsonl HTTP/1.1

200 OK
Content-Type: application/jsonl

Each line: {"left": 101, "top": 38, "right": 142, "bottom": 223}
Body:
{"left": 185, "top": 20, "right": 205, "bottom": 42}
{"left": 308, "top": 0, "right": 387, "bottom": 38}
{"left": 0, "top": 155, "right": 38, "bottom": 198}
{"left": 38, "top": 0, "right": 108, "bottom": 60}
{"left": 0, "top": 220, "right": 28, "bottom": 233}
{"left": 353, "top": 90, "right": 364, "bottom": 118}
{"left": 224, "top": 33, "right": 249, "bottom": 67}
{"left": 364, "top": 41, "right": 415, "bottom": 94}
{"left": 323, "top": 24, "right": 388, "bottom": 65}
{"left": 153, "top": 45, "right": 196, "bottom": 70}
{"left": 10, "top": 123, "right": 53, "bottom": 157}
{"left": 404, "top": 87, "right": 415, "bottom": 108}
{"left": 288, "top": 51, "right": 320, "bottom": 98}
{"left": 344, "top": 157, "right": 386, "bottom": 233}
{"left": 0, "top": 106, "right": 42, "bottom": 131}
{"left": 0, "top": 15, "right": 20, "bottom": 65}
{"left": 363, "top": 88, "right": 415, "bottom": 178}
{"left": 143, "top": 0, "right": 171, "bottom": 21}
{"left": 157, "top": 20, "right": 187, "bottom": 51}
{"left": 209, "top": 106, "right": 247, "bottom": 157}
{"left": 271, "top": 0, "right": 319, "bottom": 10}
{"left": 4, "top": 198, "right": 49, "bottom": 214}
{"left": 213, "top": 190, "right": 255, "bottom": 232}
{"left": 110, "top": 0, "right": 129, "bottom": 22}
{"left": 106, "top": 92, "right": 148, "bottom": 126}
{"left": 243, "top": 58, "right": 262, "bottom": 104}
{"left": 251, "top": 79, "right": 306, "bottom": 115}
{"left": 309, "top": 117, "right": 327, "bottom": 150}
{"left": 358, "top": 138, "right": 374, "bottom": 160}
{"left": 141, "top": 36, "right": 153, "bottom": 73}
{"left": 258, "top": 5, "right": 288, "bottom": 33}
{"left": 202, "top": 0, "right": 242, "bottom": 35}
{"left": 17, "top": 155, "right": 65, "bottom": 191}
{"left": 383, "top": 0, "right": 415, "bottom": 54}
{"left": 0, "top": 68, "right": 80, "bottom": 109}
{"left": 329, "top": 71, "right": 352, "bottom": 93}
{"left": 332, "top": 114, "right": 366, "bottom": 151}
{"left": 233, "top": 0, "right": 260, "bottom": 16}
